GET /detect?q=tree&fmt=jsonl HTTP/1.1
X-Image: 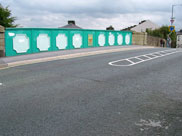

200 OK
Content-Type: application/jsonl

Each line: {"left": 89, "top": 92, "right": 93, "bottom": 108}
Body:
{"left": 146, "top": 26, "right": 177, "bottom": 48}
{"left": 0, "top": 4, "right": 18, "bottom": 27}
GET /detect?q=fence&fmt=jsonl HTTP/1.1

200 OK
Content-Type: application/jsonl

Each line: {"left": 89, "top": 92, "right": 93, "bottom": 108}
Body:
{"left": 5, "top": 28, "right": 132, "bottom": 56}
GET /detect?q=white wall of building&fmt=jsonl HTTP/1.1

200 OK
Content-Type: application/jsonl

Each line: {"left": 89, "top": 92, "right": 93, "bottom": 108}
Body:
{"left": 131, "top": 20, "right": 159, "bottom": 32}
{"left": 177, "top": 34, "right": 182, "bottom": 48}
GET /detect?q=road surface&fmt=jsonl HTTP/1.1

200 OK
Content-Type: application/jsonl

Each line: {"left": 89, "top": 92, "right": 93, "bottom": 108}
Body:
{"left": 0, "top": 47, "right": 182, "bottom": 136}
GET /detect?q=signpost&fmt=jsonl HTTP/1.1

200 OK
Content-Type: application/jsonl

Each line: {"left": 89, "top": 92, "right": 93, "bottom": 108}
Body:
{"left": 170, "top": 19, "right": 175, "bottom": 25}
{"left": 169, "top": 26, "right": 175, "bottom": 32}
{"left": 168, "top": 4, "right": 182, "bottom": 48}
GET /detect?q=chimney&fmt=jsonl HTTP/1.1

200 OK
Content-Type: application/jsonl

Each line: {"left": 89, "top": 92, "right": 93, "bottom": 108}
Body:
{"left": 106, "top": 25, "right": 114, "bottom": 30}
{"left": 68, "top": 20, "right": 75, "bottom": 25}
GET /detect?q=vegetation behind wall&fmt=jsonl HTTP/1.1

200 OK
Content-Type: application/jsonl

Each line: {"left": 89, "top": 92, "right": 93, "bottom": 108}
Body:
{"left": 146, "top": 26, "right": 176, "bottom": 48}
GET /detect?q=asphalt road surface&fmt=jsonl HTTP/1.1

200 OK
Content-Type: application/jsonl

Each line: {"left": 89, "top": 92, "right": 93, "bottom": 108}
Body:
{"left": 0, "top": 48, "right": 182, "bottom": 136}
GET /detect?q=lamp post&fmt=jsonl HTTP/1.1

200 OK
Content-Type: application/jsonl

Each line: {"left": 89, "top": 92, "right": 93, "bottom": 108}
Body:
{"left": 167, "top": 4, "right": 182, "bottom": 48}
{"left": 171, "top": 4, "right": 182, "bottom": 25}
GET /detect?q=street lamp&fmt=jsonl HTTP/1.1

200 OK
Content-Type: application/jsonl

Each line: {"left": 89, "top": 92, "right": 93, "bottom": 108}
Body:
{"left": 171, "top": 4, "right": 182, "bottom": 25}
{"left": 167, "top": 4, "right": 182, "bottom": 48}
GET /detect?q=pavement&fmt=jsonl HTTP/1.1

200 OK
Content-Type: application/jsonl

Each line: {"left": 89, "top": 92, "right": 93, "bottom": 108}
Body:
{"left": 0, "top": 45, "right": 154, "bottom": 69}
{"left": 0, "top": 59, "right": 8, "bottom": 68}
{"left": 0, "top": 46, "right": 182, "bottom": 136}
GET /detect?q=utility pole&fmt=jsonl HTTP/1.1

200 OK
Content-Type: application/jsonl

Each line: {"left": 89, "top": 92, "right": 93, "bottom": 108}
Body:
{"left": 170, "top": 4, "right": 182, "bottom": 26}
{"left": 168, "top": 4, "right": 182, "bottom": 48}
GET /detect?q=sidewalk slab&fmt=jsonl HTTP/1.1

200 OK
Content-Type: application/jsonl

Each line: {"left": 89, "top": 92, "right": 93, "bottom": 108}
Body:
{"left": 0, "top": 45, "right": 154, "bottom": 69}
{"left": 0, "top": 59, "right": 8, "bottom": 68}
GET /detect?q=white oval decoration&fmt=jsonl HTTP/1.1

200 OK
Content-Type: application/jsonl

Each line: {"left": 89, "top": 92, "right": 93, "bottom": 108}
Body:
{"left": 56, "top": 34, "right": 68, "bottom": 49}
{"left": 109, "top": 33, "right": 115, "bottom": 45}
{"left": 117, "top": 34, "right": 123, "bottom": 45}
{"left": 98, "top": 34, "right": 105, "bottom": 46}
{"left": 125, "top": 34, "right": 130, "bottom": 45}
{"left": 13, "top": 34, "right": 30, "bottom": 53}
{"left": 73, "top": 34, "right": 82, "bottom": 48}
{"left": 37, "top": 34, "right": 50, "bottom": 51}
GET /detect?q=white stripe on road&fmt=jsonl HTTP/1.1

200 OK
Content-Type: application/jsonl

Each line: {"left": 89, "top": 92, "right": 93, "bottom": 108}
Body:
{"left": 108, "top": 49, "right": 182, "bottom": 67}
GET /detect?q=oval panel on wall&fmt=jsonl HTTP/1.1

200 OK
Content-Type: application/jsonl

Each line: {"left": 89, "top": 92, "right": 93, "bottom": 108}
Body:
{"left": 13, "top": 34, "right": 30, "bottom": 53}
{"left": 56, "top": 34, "right": 68, "bottom": 49}
{"left": 37, "top": 34, "right": 50, "bottom": 51}
{"left": 98, "top": 34, "right": 105, "bottom": 46}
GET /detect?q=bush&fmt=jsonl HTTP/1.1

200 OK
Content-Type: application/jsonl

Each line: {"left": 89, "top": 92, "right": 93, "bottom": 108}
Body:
{"left": 146, "top": 26, "right": 176, "bottom": 48}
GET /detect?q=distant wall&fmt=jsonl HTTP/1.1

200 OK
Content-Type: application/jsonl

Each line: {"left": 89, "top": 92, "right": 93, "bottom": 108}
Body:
{"left": 147, "top": 35, "right": 166, "bottom": 47}
{"left": 0, "top": 26, "right": 5, "bottom": 57}
{"left": 132, "top": 32, "right": 147, "bottom": 45}
{"left": 132, "top": 31, "right": 166, "bottom": 47}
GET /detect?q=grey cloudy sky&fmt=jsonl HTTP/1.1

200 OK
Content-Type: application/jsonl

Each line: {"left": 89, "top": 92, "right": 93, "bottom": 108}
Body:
{"left": 1, "top": 0, "right": 182, "bottom": 30}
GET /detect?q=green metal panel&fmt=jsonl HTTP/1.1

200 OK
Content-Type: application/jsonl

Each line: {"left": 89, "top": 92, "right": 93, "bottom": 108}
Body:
{"left": 114, "top": 31, "right": 118, "bottom": 46}
{"left": 96, "top": 31, "right": 107, "bottom": 47}
{"left": 5, "top": 29, "right": 32, "bottom": 56}
{"left": 113, "top": 32, "right": 118, "bottom": 46}
{"left": 123, "top": 31, "right": 132, "bottom": 46}
{"left": 107, "top": 31, "right": 117, "bottom": 46}
{"left": 117, "top": 32, "right": 124, "bottom": 46}
{"left": 32, "top": 29, "right": 53, "bottom": 53}
{"left": 127, "top": 32, "right": 132, "bottom": 45}
{"left": 5, "top": 28, "right": 132, "bottom": 56}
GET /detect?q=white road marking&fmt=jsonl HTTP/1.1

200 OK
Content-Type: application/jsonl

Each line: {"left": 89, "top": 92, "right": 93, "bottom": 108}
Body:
{"left": 135, "top": 119, "right": 162, "bottom": 128}
{"left": 143, "top": 55, "right": 152, "bottom": 59}
{"left": 126, "top": 59, "right": 135, "bottom": 64}
{"left": 0, "top": 83, "right": 3, "bottom": 86}
{"left": 109, "top": 49, "right": 182, "bottom": 67}
{"left": 135, "top": 57, "right": 144, "bottom": 61}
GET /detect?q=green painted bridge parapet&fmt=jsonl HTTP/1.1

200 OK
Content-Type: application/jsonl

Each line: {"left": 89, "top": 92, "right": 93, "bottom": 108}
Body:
{"left": 5, "top": 28, "right": 132, "bottom": 56}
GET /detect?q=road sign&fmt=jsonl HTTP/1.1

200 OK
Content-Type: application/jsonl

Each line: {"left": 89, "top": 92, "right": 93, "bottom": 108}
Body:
{"left": 169, "top": 26, "right": 175, "bottom": 32}
{"left": 170, "top": 19, "right": 175, "bottom": 24}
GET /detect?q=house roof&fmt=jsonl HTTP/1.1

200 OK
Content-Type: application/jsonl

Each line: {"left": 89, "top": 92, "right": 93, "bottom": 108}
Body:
{"left": 59, "top": 21, "right": 82, "bottom": 29}
{"left": 59, "top": 24, "right": 82, "bottom": 29}
{"left": 122, "top": 20, "right": 159, "bottom": 32}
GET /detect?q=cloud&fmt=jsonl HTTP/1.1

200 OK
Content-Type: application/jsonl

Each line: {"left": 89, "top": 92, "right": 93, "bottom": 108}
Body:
{"left": 1, "top": 0, "right": 181, "bottom": 30}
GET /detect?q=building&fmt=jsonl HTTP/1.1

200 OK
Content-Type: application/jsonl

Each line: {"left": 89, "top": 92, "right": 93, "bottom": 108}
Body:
{"left": 106, "top": 25, "right": 114, "bottom": 30}
{"left": 176, "top": 30, "right": 182, "bottom": 48}
{"left": 122, "top": 20, "right": 159, "bottom": 32}
{"left": 59, "top": 20, "right": 82, "bottom": 29}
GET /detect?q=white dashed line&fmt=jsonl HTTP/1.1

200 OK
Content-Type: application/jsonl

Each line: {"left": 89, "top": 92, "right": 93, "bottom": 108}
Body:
{"left": 109, "top": 49, "right": 182, "bottom": 67}
{"left": 0, "top": 83, "right": 3, "bottom": 86}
